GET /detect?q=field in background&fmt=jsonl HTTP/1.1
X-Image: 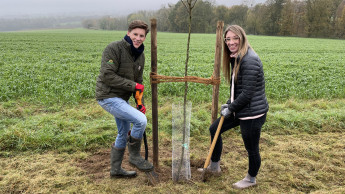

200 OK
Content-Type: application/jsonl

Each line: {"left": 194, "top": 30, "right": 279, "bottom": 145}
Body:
{"left": 1, "top": 29, "right": 345, "bottom": 104}
{"left": 0, "top": 29, "right": 344, "bottom": 193}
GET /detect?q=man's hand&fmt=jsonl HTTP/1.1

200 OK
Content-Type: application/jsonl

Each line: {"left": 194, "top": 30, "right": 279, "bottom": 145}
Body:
{"left": 137, "top": 104, "right": 146, "bottom": 114}
{"left": 135, "top": 83, "right": 144, "bottom": 93}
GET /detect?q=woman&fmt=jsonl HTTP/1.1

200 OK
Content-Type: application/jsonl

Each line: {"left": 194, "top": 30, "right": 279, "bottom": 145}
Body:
{"left": 95, "top": 20, "right": 153, "bottom": 178}
{"left": 206, "top": 25, "right": 269, "bottom": 189}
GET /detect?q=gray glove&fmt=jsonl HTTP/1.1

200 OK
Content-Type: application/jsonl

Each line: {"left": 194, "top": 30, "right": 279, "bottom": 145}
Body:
{"left": 220, "top": 104, "right": 231, "bottom": 118}
{"left": 220, "top": 104, "right": 228, "bottom": 112}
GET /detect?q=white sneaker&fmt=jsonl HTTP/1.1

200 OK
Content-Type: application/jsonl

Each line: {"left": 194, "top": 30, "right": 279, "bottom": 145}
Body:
{"left": 233, "top": 174, "right": 256, "bottom": 189}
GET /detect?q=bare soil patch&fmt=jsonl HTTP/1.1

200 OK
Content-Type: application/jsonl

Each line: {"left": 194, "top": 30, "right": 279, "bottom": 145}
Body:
{"left": 76, "top": 145, "right": 209, "bottom": 184}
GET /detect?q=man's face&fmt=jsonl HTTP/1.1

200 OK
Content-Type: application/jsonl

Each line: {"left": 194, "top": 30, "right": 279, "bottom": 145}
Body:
{"left": 127, "top": 28, "right": 146, "bottom": 48}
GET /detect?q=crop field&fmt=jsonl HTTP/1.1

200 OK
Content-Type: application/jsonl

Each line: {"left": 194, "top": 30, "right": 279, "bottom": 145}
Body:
{"left": 0, "top": 29, "right": 344, "bottom": 193}
{"left": 1, "top": 29, "right": 345, "bottom": 104}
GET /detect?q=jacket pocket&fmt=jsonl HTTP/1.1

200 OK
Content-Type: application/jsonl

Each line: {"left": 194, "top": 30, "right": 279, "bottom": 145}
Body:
{"left": 133, "top": 62, "right": 143, "bottom": 78}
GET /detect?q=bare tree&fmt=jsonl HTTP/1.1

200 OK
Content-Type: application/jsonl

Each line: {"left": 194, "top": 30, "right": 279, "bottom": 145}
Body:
{"left": 174, "top": 0, "right": 198, "bottom": 183}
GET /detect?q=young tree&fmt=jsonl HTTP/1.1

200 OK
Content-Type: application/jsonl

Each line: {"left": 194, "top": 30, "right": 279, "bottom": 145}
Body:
{"left": 174, "top": 0, "right": 198, "bottom": 183}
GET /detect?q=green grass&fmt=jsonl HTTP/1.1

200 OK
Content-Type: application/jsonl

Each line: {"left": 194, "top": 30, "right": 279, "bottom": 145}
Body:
{"left": 0, "top": 29, "right": 344, "bottom": 193}
{"left": 1, "top": 29, "right": 344, "bottom": 105}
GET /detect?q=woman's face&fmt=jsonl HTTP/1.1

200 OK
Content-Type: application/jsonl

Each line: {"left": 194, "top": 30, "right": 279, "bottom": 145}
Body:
{"left": 225, "top": 30, "right": 240, "bottom": 55}
{"left": 127, "top": 28, "right": 146, "bottom": 48}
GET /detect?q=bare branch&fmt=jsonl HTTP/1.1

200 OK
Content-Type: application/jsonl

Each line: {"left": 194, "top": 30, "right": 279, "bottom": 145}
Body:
{"left": 191, "top": 0, "right": 198, "bottom": 9}
{"left": 181, "top": 0, "right": 188, "bottom": 10}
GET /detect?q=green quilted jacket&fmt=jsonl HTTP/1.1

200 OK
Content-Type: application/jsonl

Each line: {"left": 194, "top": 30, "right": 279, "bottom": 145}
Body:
{"left": 95, "top": 39, "right": 145, "bottom": 101}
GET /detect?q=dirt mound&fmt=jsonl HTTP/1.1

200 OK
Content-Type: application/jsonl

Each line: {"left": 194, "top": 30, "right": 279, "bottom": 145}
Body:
{"left": 76, "top": 147, "right": 208, "bottom": 184}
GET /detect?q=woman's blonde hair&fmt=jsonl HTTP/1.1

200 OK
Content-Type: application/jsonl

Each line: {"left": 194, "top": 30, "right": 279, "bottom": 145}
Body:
{"left": 222, "top": 25, "right": 252, "bottom": 84}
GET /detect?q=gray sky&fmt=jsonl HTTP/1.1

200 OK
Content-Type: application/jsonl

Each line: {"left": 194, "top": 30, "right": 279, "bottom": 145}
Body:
{"left": 0, "top": 0, "right": 265, "bottom": 18}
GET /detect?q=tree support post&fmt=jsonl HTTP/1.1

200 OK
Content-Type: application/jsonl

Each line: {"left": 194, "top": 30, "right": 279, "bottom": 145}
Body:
{"left": 211, "top": 21, "right": 224, "bottom": 123}
{"left": 150, "top": 18, "right": 159, "bottom": 169}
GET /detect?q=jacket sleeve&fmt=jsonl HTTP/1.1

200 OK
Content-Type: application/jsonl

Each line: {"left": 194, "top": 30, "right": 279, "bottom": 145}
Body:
{"left": 228, "top": 58, "right": 260, "bottom": 113}
{"left": 100, "top": 43, "right": 136, "bottom": 92}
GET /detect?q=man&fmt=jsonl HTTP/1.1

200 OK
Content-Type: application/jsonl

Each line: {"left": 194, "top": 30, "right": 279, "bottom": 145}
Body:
{"left": 96, "top": 20, "right": 153, "bottom": 178}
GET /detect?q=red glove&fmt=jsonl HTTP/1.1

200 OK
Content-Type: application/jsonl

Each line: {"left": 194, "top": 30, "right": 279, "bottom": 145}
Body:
{"left": 137, "top": 104, "right": 146, "bottom": 114}
{"left": 135, "top": 83, "right": 144, "bottom": 93}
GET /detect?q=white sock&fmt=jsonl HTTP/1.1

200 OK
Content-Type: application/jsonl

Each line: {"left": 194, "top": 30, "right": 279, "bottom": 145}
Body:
{"left": 197, "top": 161, "right": 221, "bottom": 174}
{"left": 209, "top": 161, "right": 221, "bottom": 172}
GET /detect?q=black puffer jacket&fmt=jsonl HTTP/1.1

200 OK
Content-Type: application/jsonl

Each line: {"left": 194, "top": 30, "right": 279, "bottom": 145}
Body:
{"left": 227, "top": 47, "right": 269, "bottom": 118}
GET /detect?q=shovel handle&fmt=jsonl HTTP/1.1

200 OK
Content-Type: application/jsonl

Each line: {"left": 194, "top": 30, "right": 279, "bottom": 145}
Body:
{"left": 135, "top": 90, "right": 143, "bottom": 106}
{"left": 203, "top": 116, "right": 224, "bottom": 169}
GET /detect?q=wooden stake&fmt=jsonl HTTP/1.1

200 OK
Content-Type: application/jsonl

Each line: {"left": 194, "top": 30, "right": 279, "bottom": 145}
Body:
{"left": 150, "top": 18, "right": 159, "bottom": 169}
{"left": 211, "top": 21, "right": 224, "bottom": 123}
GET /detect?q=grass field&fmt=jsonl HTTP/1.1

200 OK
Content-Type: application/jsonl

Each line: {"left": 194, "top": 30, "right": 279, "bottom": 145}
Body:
{"left": 0, "top": 29, "right": 344, "bottom": 193}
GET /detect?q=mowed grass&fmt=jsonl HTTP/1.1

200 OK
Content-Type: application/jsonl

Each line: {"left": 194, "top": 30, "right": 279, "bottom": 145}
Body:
{"left": 0, "top": 29, "right": 344, "bottom": 193}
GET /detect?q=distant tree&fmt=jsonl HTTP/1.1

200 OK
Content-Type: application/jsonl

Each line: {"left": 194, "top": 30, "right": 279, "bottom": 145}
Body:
{"left": 292, "top": 0, "right": 307, "bottom": 37}
{"left": 329, "top": 0, "right": 343, "bottom": 37}
{"left": 226, "top": 5, "right": 249, "bottom": 28}
{"left": 213, "top": 5, "right": 229, "bottom": 25}
{"left": 335, "top": 1, "right": 345, "bottom": 38}
{"left": 78, "top": 0, "right": 345, "bottom": 39}
{"left": 246, "top": 3, "right": 268, "bottom": 35}
{"left": 168, "top": 1, "right": 189, "bottom": 32}
{"left": 279, "top": 0, "right": 294, "bottom": 36}
{"left": 263, "top": 0, "right": 285, "bottom": 35}
{"left": 155, "top": 5, "right": 174, "bottom": 31}
{"left": 242, "top": 0, "right": 255, "bottom": 7}
{"left": 99, "top": 16, "right": 111, "bottom": 30}
{"left": 305, "top": 0, "right": 333, "bottom": 37}
{"left": 191, "top": 0, "right": 215, "bottom": 33}
{"left": 82, "top": 19, "right": 98, "bottom": 29}
{"left": 246, "top": 4, "right": 261, "bottom": 35}
{"left": 127, "top": 11, "right": 154, "bottom": 26}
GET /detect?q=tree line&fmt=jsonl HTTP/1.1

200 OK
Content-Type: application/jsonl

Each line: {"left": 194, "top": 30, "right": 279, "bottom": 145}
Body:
{"left": 0, "top": 16, "right": 85, "bottom": 32}
{"left": 82, "top": 0, "right": 345, "bottom": 39}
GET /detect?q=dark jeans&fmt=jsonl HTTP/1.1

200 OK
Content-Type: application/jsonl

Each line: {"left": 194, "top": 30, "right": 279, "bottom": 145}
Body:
{"left": 209, "top": 113, "right": 267, "bottom": 177}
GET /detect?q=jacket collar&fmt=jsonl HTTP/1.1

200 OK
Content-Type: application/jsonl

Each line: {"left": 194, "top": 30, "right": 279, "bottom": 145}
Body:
{"left": 123, "top": 35, "right": 144, "bottom": 61}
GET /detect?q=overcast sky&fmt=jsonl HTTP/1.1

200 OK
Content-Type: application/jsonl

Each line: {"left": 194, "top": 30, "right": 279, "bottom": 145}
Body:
{"left": 0, "top": 0, "right": 265, "bottom": 18}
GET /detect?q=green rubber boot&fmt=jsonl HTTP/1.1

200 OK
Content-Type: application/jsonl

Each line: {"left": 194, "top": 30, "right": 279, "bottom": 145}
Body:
{"left": 127, "top": 136, "right": 154, "bottom": 172}
{"left": 110, "top": 145, "right": 137, "bottom": 178}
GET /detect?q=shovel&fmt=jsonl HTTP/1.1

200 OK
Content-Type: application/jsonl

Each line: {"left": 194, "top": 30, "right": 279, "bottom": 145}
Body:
{"left": 201, "top": 116, "right": 224, "bottom": 182}
{"left": 135, "top": 90, "right": 160, "bottom": 185}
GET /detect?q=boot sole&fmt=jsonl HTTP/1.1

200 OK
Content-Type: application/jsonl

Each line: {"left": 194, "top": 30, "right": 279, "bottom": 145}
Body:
{"left": 197, "top": 168, "right": 222, "bottom": 176}
{"left": 110, "top": 174, "right": 137, "bottom": 178}
{"left": 232, "top": 182, "right": 257, "bottom": 189}
{"left": 129, "top": 162, "right": 154, "bottom": 172}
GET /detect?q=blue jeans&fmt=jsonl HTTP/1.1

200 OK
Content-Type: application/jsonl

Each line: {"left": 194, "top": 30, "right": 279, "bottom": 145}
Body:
{"left": 98, "top": 97, "right": 147, "bottom": 149}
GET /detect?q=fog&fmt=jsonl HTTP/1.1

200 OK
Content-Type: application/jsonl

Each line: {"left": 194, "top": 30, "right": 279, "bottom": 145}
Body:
{"left": 0, "top": 0, "right": 265, "bottom": 18}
